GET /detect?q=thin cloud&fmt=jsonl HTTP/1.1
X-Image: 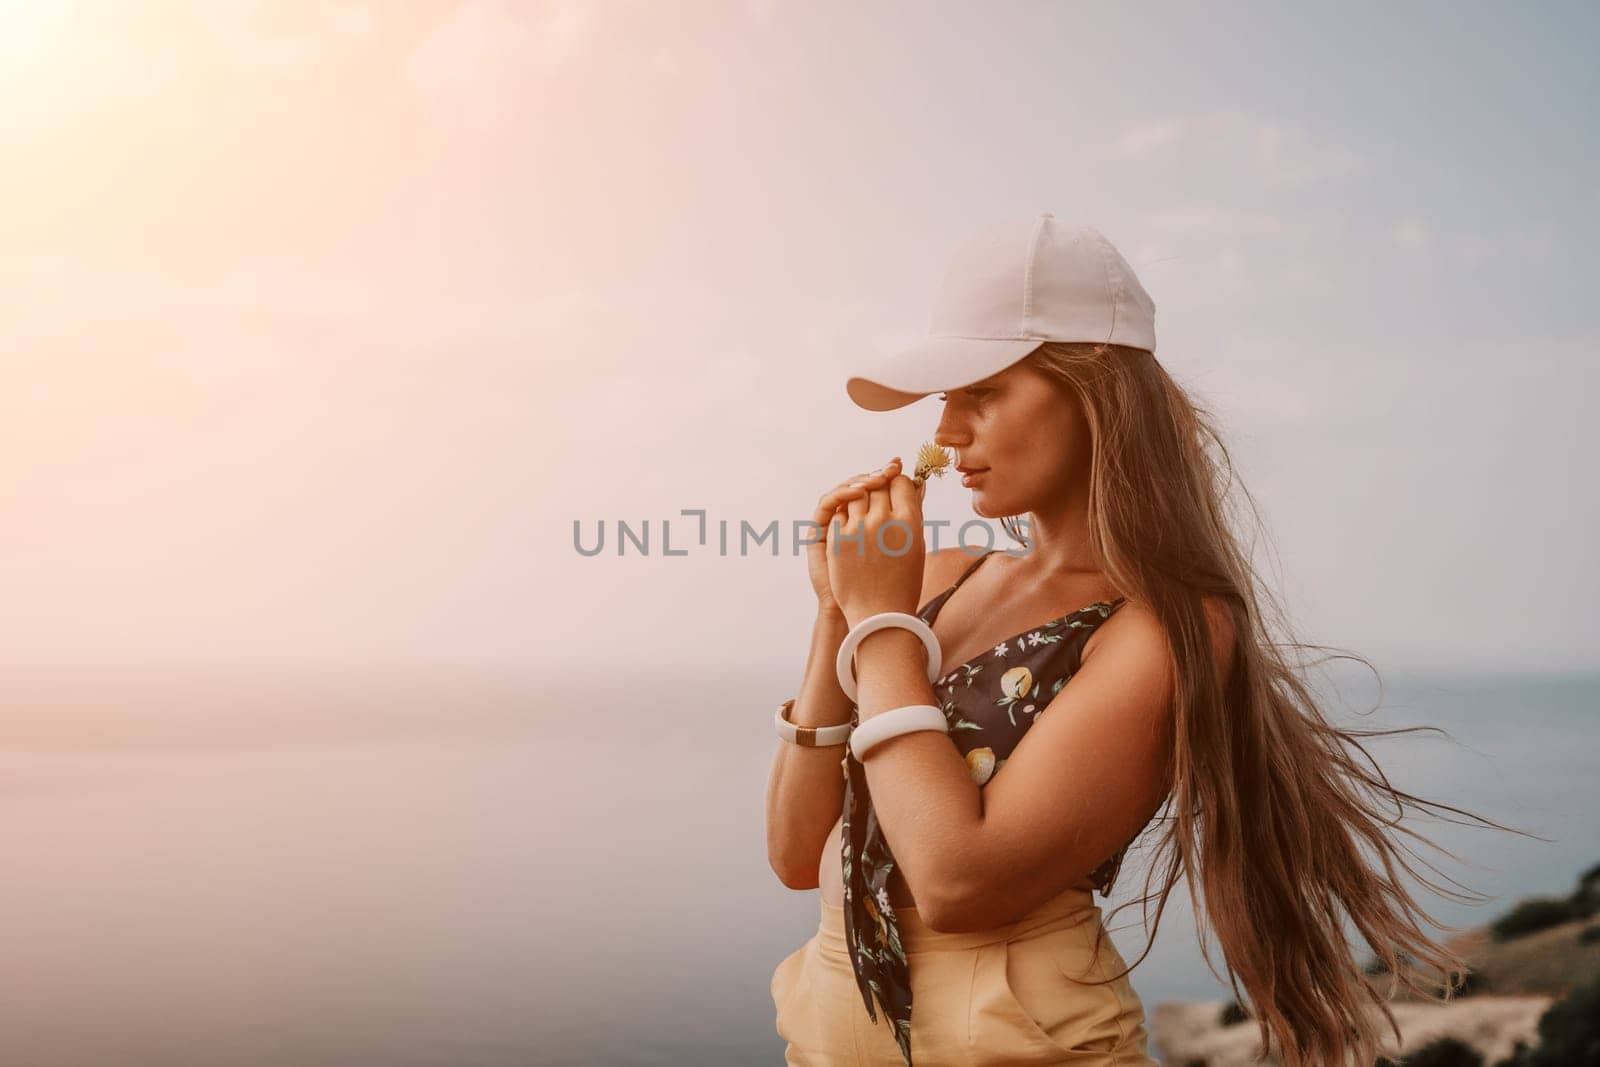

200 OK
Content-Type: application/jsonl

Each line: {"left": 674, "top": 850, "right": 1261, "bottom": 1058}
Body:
{"left": 538, "top": 0, "right": 600, "bottom": 66}
{"left": 1392, "top": 219, "right": 1429, "bottom": 249}
{"left": 198, "top": 2, "right": 375, "bottom": 75}
{"left": 1114, "top": 119, "right": 1182, "bottom": 155}
{"left": 403, "top": 0, "right": 599, "bottom": 128}
{"left": 1141, "top": 209, "right": 1288, "bottom": 237}
{"left": 1113, "top": 111, "right": 1369, "bottom": 188}
{"left": 404, "top": 0, "right": 530, "bottom": 128}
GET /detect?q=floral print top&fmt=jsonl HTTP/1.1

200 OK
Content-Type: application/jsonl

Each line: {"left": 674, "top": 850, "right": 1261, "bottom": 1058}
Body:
{"left": 839, "top": 548, "right": 1130, "bottom": 1067}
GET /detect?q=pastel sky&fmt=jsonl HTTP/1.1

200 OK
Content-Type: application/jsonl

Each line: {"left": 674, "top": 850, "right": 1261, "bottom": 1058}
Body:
{"left": 2, "top": 0, "right": 1596, "bottom": 676}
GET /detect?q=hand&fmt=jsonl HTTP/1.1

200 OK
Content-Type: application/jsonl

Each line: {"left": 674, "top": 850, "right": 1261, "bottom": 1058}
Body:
{"left": 808, "top": 458, "right": 904, "bottom": 618}
{"left": 825, "top": 468, "right": 925, "bottom": 629}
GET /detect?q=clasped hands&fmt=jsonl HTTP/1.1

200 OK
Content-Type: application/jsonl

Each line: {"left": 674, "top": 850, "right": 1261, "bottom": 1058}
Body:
{"left": 819, "top": 456, "right": 927, "bottom": 631}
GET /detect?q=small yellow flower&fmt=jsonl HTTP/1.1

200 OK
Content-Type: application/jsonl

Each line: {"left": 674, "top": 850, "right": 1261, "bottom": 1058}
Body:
{"left": 911, "top": 442, "right": 952, "bottom": 487}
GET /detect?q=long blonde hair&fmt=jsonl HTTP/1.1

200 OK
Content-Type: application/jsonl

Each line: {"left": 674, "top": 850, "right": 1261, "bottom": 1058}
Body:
{"left": 1004, "top": 341, "right": 1540, "bottom": 1066}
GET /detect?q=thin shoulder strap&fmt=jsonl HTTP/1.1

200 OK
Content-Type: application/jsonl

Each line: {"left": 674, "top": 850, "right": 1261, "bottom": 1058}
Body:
{"left": 948, "top": 548, "right": 997, "bottom": 593}
{"left": 920, "top": 549, "right": 997, "bottom": 623}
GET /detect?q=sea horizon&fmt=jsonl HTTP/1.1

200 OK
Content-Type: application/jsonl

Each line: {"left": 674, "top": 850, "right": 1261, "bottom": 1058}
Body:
{"left": 2, "top": 662, "right": 1592, "bottom": 1064}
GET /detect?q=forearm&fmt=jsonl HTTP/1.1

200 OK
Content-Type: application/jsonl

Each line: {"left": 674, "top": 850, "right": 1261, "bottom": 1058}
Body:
{"left": 853, "top": 629, "right": 984, "bottom": 923}
{"left": 765, "top": 608, "right": 854, "bottom": 889}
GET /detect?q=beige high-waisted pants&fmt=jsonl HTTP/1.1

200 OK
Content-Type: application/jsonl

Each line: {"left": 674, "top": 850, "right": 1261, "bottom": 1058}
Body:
{"left": 770, "top": 885, "right": 1159, "bottom": 1066}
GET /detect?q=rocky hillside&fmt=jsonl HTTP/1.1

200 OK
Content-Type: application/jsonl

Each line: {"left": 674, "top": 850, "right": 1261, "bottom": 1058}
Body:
{"left": 1150, "top": 864, "right": 1600, "bottom": 1066}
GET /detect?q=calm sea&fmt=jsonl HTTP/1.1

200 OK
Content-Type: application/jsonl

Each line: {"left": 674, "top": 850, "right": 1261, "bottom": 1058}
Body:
{"left": 1, "top": 664, "right": 1593, "bottom": 1066}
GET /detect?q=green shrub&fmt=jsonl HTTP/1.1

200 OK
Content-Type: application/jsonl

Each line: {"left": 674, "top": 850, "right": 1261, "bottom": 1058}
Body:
{"left": 1489, "top": 897, "right": 1580, "bottom": 942}
{"left": 1576, "top": 860, "right": 1600, "bottom": 892}
{"left": 1364, "top": 950, "right": 1414, "bottom": 977}
{"left": 1490, "top": 968, "right": 1600, "bottom": 1066}
{"left": 1492, "top": 1040, "right": 1530, "bottom": 1067}
{"left": 1399, "top": 1036, "right": 1485, "bottom": 1067}
{"left": 1573, "top": 861, "right": 1600, "bottom": 918}
{"left": 1363, "top": 956, "right": 1484, "bottom": 997}
{"left": 1449, "top": 968, "right": 1489, "bottom": 997}
{"left": 1523, "top": 968, "right": 1600, "bottom": 1065}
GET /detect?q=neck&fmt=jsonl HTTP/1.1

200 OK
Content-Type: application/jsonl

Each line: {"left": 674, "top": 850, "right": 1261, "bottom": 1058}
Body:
{"left": 1015, "top": 488, "right": 1100, "bottom": 577}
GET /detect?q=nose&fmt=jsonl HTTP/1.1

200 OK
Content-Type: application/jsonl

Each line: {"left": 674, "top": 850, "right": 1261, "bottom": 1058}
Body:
{"left": 933, "top": 405, "right": 971, "bottom": 451}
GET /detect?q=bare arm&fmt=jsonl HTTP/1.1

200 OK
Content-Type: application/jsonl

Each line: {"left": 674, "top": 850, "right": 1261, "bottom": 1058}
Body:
{"left": 944, "top": 596, "right": 1236, "bottom": 931}
{"left": 765, "top": 538, "right": 972, "bottom": 891}
{"left": 764, "top": 607, "right": 853, "bottom": 890}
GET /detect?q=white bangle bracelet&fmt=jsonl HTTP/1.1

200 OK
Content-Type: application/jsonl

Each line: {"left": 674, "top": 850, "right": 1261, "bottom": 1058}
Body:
{"left": 773, "top": 699, "right": 852, "bottom": 747}
{"left": 849, "top": 704, "right": 948, "bottom": 761}
{"left": 834, "top": 612, "right": 943, "bottom": 704}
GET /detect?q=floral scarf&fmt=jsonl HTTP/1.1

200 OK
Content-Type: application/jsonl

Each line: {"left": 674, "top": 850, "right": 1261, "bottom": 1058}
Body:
{"left": 839, "top": 549, "right": 1129, "bottom": 1066}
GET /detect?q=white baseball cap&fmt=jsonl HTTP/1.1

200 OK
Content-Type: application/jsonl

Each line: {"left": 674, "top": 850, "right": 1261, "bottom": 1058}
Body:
{"left": 846, "top": 214, "right": 1156, "bottom": 412}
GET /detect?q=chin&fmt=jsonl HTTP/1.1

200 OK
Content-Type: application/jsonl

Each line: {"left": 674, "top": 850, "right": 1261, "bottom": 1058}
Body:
{"left": 973, "top": 492, "right": 1029, "bottom": 524}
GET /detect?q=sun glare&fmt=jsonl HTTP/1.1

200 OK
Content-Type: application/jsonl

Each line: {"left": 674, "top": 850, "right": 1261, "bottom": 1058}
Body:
{"left": 0, "top": 0, "right": 76, "bottom": 73}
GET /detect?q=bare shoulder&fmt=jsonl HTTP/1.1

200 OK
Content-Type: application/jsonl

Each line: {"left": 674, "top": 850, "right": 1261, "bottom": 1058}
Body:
{"left": 920, "top": 547, "right": 981, "bottom": 605}
{"left": 1084, "top": 592, "right": 1238, "bottom": 682}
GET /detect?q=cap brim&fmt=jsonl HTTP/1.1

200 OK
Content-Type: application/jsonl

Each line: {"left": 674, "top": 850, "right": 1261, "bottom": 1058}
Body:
{"left": 845, "top": 336, "right": 1046, "bottom": 412}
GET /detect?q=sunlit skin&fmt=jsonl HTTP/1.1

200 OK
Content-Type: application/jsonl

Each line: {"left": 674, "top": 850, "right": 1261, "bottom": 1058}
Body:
{"left": 930, "top": 358, "right": 1112, "bottom": 595}
{"left": 804, "top": 358, "right": 1133, "bottom": 913}
{"left": 791, "top": 354, "right": 1236, "bottom": 928}
{"left": 777, "top": 347, "right": 1234, "bottom": 928}
{"left": 817, "top": 358, "right": 1117, "bottom": 623}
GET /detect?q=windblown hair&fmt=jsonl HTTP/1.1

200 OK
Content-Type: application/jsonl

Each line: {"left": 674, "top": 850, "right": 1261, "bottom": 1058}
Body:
{"left": 1002, "top": 341, "right": 1540, "bottom": 1067}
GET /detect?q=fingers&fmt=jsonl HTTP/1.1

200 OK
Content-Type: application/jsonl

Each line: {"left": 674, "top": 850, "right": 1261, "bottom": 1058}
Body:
{"left": 819, "top": 459, "right": 897, "bottom": 510}
{"left": 887, "top": 473, "right": 918, "bottom": 515}
{"left": 862, "top": 475, "right": 917, "bottom": 533}
{"left": 845, "top": 489, "right": 868, "bottom": 526}
{"left": 852, "top": 457, "right": 900, "bottom": 495}
{"left": 844, "top": 476, "right": 896, "bottom": 527}
{"left": 815, "top": 457, "right": 901, "bottom": 524}
{"left": 815, "top": 481, "right": 863, "bottom": 527}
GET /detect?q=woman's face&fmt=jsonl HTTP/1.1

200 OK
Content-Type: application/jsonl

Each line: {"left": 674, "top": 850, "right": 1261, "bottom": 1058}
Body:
{"left": 932, "top": 359, "right": 1091, "bottom": 519}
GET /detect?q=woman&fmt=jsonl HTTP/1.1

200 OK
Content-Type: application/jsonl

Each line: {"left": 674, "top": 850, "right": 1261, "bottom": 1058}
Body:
{"left": 765, "top": 216, "right": 1522, "bottom": 1067}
